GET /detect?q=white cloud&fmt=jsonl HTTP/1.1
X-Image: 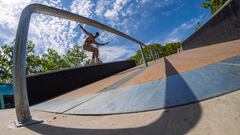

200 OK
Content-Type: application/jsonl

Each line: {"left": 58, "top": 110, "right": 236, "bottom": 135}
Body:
{"left": 140, "top": 0, "right": 150, "bottom": 4}
{"left": 104, "top": 0, "right": 129, "bottom": 20}
{"left": 99, "top": 31, "right": 117, "bottom": 43}
{"left": 161, "top": 3, "right": 184, "bottom": 16}
{"left": 39, "top": 0, "right": 62, "bottom": 7}
{"left": 0, "top": 0, "right": 139, "bottom": 63}
{"left": 99, "top": 45, "right": 135, "bottom": 62}
{"left": 125, "top": 3, "right": 138, "bottom": 16}
{"left": 27, "top": 0, "right": 79, "bottom": 54}
{"left": 0, "top": 0, "right": 31, "bottom": 30}
{"left": 164, "top": 15, "right": 206, "bottom": 43}
{"left": 29, "top": 15, "right": 78, "bottom": 54}
{"left": 0, "top": 32, "right": 13, "bottom": 42}
{"left": 0, "top": 0, "right": 180, "bottom": 63}
{"left": 145, "top": 40, "right": 162, "bottom": 45}
{"left": 137, "top": 0, "right": 174, "bottom": 7}
{"left": 164, "top": 37, "right": 180, "bottom": 43}
{"left": 29, "top": 0, "right": 95, "bottom": 55}
{"left": 0, "top": 0, "right": 95, "bottom": 56}
{"left": 0, "top": 0, "right": 32, "bottom": 43}
{"left": 95, "top": 0, "right": 113, "bottom": 17}
{"left": 70, "top": 0, "right": 94, "bottom": 18}
{"left": 154, "top": 0, "right": 174, "bottom": 8}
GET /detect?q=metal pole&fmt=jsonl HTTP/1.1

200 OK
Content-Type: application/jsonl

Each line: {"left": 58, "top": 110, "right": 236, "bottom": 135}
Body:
{"left": 154, "top": 50, "right": 158, "bottom": 60}
{"left": 155, "top": 50, "right": 158, "bottom": 60}
{"left": 13, "top": 4, "right": 149, "bottom": 125}
{"left": 150, "top": 49, "right": 155, "bottom": 61}
{"left": 13, "top": 6, "right": 32, "bottom": 126}
{"left": 139, "top": 44, "right": 148, "bottom": 67}
{"left": 156, "top": 51, "right": 160, "bottom": 59}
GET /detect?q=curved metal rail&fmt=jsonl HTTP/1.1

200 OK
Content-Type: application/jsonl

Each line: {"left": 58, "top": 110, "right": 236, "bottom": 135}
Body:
{"left": 13, "top": 4, "right": 156, "bottom": 125}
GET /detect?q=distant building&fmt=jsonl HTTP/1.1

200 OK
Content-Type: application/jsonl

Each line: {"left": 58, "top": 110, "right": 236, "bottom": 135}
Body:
{"left": 0, "top": 84, "right": 14, "bottom": 109}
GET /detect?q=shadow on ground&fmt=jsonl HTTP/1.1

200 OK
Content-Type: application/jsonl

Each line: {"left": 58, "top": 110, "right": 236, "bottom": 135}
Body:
{"left": 27, "top": 57, "right": 202, "bottom": 135}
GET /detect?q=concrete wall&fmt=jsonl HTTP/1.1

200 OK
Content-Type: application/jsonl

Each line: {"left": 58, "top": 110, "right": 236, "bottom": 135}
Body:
{"left": 182, "top": 0, "right": 240, "bottom": 50}
{"left": 27, "top": 60, "right": 136, "bottom": 105}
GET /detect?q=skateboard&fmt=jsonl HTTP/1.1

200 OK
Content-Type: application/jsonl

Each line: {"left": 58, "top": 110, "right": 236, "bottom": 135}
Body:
{"left": 89, "top": 58, "right": 103, "bottom": 65}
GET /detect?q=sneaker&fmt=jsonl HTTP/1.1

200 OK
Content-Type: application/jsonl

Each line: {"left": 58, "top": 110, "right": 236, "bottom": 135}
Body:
{"left": 95, "top": 58, "right": 103, "bottom": 64}
{"left": 90, "top": 59, "right": 95, "bottom": 65}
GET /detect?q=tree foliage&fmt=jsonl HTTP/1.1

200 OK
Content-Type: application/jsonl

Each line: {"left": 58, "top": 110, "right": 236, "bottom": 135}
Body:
{"left": 64, "top": 45, "right": 90, "bottom": 67}
{"left": 0, "top": 41, "right": 89, "bottom": 83}
{"left": 130, "top": 42, "right": 181, "bottom": 65}
{"left": 201, "top": 0, "right": 227, "bottom": 14}
{"left": 0, "top": 42, "right": 13, "bottom": 83}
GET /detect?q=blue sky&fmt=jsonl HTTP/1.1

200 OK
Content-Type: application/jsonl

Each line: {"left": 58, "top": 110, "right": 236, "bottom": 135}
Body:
{"left": 0, "top": 0, "right": 211, "bottom": 62}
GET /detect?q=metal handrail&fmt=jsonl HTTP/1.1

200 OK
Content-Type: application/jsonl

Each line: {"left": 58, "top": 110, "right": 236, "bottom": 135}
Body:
{"left": 13, "top": 4, "right": 149, "bottom": 125}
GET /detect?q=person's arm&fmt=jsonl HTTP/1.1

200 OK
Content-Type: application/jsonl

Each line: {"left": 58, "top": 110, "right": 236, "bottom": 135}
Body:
{"left": 79, "top": 24, "right": 91, "bottom": 36}
{"left": 94, "top": 41, "right": 109, "bottom": 46}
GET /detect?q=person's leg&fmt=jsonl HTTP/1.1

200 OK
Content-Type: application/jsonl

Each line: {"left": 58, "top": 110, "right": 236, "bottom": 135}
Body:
{"left": 94, "top": 48, "right": 99, "bottom": 59}
{"left": 83, "top": 44, "right": 98, "bottom": 64}
{"left": 94, "top": 48, "right": 101, "bottom": 63}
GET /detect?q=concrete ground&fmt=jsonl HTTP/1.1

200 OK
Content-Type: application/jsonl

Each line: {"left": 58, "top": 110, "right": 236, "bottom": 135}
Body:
{"left": 0, "top": 39, "right": 240, "bottom": 135}
{"left": 1, "top": 89, "right": 240, "bottom": 135}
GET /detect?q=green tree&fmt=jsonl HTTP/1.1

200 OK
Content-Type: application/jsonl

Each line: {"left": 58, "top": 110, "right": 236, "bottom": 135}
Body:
{"left": 41, "top": 48, "right": 67, "bottom": 71}
{"left": 26, "top": 41, "right": 43, "bottom": 75}
{"left": 0, "top": 41, "right": 90, "bottom": 83}
{"left": 64, "top": 45, "right": 89, "bottom": 67}
{"left": 0, "top": 42, "right": 14, "bottom": 83}
{"left": 0, "top": 41, "right": 44, "bottom": 83}
{"left": 130, "top": 42, "right": 181, "bottom": 65}
{"left": 201, "top": 0, "right": 227, "bottom": 14}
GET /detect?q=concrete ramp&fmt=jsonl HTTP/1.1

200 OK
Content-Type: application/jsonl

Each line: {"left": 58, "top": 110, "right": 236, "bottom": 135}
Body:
{"left": 32, "top": 40, "right": 240, "bottom": 115}
{"left": 32, "top": 55, "right": 240, "bottom": 115}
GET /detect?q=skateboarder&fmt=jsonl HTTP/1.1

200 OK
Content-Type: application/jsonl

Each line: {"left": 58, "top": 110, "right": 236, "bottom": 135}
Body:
{"left": 79, "top": 24, "right": 109, "bottom": 64}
